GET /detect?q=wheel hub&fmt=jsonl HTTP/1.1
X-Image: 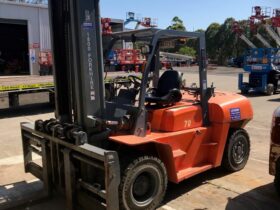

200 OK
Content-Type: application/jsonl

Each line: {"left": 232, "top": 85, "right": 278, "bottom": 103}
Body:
{"left": 233, "top": 139, "right": 246, "bottom": 164}
{"left": 131, "top": 170, "right": 159, "bottom": 205}
{"left": 133, "top": 174, "right": 150, "bottom": 197}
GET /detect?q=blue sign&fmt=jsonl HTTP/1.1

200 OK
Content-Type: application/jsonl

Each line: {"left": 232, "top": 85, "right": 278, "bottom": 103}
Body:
{"left": 83, "top": 22, "right": 94, "bottom": 29}
{"left": 230, "top": 108, "right": 241, "bottom": 121}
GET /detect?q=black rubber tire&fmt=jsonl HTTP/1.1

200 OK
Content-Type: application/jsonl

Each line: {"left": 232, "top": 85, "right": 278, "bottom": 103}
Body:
{"left": 267, "top": 83, "right": 274, "bottom": 96}
{"left": 241, "top": 83, "right": 249, "bottom": 95}
{"left": 222, "top": 129, "right": 250, "bottom": 172}
{"left": 119, "top": 156, "right": 167, "bottom": 210}
{"left": 274, "top": 162, "right": 280, "bottom": 196}
{"left": 241, "top": 89, "right": 248, "bottom": 95}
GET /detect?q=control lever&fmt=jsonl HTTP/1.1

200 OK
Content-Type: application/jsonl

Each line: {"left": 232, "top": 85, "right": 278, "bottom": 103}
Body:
{"left": 206, "top": 82, "right": 215, "bottom": 100}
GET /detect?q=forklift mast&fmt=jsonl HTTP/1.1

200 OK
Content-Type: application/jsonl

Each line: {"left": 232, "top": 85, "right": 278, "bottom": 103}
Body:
{"left": 49, "top": 0, "right": 105, "bottom": 132}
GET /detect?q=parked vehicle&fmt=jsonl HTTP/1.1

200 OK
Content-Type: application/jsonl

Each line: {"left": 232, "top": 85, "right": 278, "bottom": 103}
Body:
{"left": 227, "top": 57, "right": 235, "bottom": 67}
{"left": 239, "top": 48, "right": 280, "bottom": 95}
{"left": 269, "top": 106, "right": 280, "bottom": 195}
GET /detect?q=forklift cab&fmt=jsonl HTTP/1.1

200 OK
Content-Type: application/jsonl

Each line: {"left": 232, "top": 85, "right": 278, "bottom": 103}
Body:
{"left": 104, "top": 29, "right": 209, "bottom": 137}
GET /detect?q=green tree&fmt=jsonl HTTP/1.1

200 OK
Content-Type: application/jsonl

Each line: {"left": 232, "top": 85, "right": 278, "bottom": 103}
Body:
{"left": 214, "top": 18, "right": 237, "bottom": 65}
{"left": 178, "top": 46, "right": 196, "bottom": 57}
{"left": 186, "top": 29, "right": 205, "bottom": 55}
{"left": 206, "top": 23, "right": 221, "bottom": 62}
{"left": 166, "top": 17, "right": 198, "bottom": 56}
{"left": 167, "top": 16, "right": 186, "bottom": 31}
{"left": 205, "top": 18, "right": 250, "bottom": 65}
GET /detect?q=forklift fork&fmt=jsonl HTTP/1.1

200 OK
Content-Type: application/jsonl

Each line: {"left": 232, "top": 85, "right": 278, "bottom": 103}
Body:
{"left": 21, "top": 122, "right": 120, "bottom": 210}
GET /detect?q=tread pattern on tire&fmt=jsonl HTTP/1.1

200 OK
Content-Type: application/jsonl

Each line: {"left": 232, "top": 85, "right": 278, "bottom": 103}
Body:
{"left": 222, "top": 128, "right": 250, "bottom": 172}
{"left": 119, "top": 155, "right": 167, "bottom": 210}
{"left": 267, "top": 83, "right": 274, "bottom": 96}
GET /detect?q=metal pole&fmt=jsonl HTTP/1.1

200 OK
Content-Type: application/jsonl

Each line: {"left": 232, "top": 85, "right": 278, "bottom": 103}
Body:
{"left": 68, "top": 0, "right": 106, "bottom": 131}
{"left": 198, "top": 33, "right": 210, "bottom": 126}
{"left": 48, "top": 0, "right": 73, "bottom": 123}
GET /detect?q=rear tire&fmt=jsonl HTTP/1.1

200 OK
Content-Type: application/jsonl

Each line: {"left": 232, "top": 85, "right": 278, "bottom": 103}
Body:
{"left": 119, "top": 156, "right": 167, "bottom": 210}
{"left": 241, "top": 83, "right": 249, "bottom": 95}
{"left": 222, "top": 129, "right": 250, "bottom": 172}
{"left": 267, "top": 83, "right": 274, "bottom": 96}
{"left": 241, "top": 89, "right": 248, "bottom": 95}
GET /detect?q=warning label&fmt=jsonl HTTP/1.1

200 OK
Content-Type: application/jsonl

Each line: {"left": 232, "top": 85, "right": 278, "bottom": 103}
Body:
{"left": 230, "top": 108, "right": 241, "bottom": 121}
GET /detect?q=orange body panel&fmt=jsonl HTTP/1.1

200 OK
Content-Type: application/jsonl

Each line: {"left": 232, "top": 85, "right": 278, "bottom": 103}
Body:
{"left": 208, "top": 91, "right": 253, "bottom": 123}
{"left": 109, "top": 91, "right": 253, "bottom": 183}
{"left": 149, "top": 104, "right": 203, "bottom": 132}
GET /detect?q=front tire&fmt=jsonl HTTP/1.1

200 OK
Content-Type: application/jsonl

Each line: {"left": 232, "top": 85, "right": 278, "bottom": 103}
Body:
{"left": 119, "top": 156, "right": 167, "bottom": 210}
{"left": 222, "top": 129, "right": 250, "bottom": 172}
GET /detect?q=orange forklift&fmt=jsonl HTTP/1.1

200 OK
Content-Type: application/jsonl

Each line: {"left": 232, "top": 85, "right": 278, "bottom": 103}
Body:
{"left": 20, "top": 1, "right": 253, "bottom": 210}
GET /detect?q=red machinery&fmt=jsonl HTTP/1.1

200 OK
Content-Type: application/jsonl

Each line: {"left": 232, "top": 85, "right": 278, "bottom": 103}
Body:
{"left": 140, "top": 17, "right": 158, "bottom": 28}
{"left": 102, "top": 18, "right": 112, "bottom": 35}
{"left": 249, "top": 6, "right": 280, "bottom": 47}
{"left": 272, "top": 9, "right": 280, "bottom": 37}
{"left": 113, "top": 49, "right": 146, "bottom": 72}
{"left": 38, "top": 51, "right": 53, "bottom": 75}
{"left": 272, "top": 9, "right": 280, "bottom": 27}
{"left": 249, "top": 6, "right": 270, "bottom": 28}
{"left": 249, "top": 6, "right": 274, "bottom": 48}
{"left": 249, "top": 6, "right": 270, "bottom": 33}
{"left": 134, "top": 49, "right": 146, "bottom": 71}
{"left": 232, "top": 21, "right": 257, "bottom": 48}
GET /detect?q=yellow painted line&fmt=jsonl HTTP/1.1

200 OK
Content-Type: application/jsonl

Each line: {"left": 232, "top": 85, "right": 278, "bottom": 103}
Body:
{"left": 0, "top": 83, "right": 54, "bottom": 92}
{"left": 0, "top": 76, "right": 135, "bottom": 92}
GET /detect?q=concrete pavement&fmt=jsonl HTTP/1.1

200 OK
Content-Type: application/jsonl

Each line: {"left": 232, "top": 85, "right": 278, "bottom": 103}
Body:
{"left": 0, "top": 66, "right": 280, "bottom": 210}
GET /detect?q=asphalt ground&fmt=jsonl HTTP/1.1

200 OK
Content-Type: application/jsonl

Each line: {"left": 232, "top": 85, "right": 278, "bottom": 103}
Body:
{"left": 0, "top": 66, "right": 279, "bottom": 210}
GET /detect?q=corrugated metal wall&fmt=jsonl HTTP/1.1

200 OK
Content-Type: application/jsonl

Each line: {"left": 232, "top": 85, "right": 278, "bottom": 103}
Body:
{"left": 39, "top": 7, "right": 51, "bottom": 50}
{"left": 0, "top": 1, "right": 50, "bottom": 75}
{"left": 0, "top": 1, "right": 124, "bottom": 75}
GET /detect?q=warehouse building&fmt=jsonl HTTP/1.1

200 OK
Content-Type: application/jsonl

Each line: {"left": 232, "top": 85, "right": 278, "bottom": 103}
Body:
{"left": 0, "top": 0, "right": 123, "bottom": 76}
{"left": 0, "top": 0, "right": 50, "bottom": 76}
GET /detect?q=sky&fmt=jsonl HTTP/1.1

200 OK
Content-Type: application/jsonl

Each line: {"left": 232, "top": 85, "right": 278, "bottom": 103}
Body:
{"left": 100, "top": 0, "right": 279, "bottom": 31}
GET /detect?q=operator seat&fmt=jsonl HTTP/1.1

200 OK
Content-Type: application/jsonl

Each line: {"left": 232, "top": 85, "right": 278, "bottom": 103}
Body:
{"left": 145, "top": 70, "right": 183, "bottom": 105}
